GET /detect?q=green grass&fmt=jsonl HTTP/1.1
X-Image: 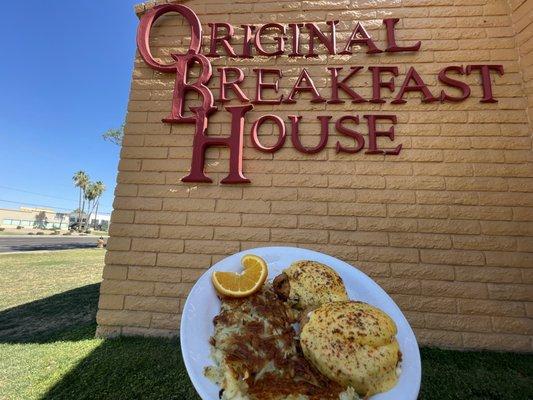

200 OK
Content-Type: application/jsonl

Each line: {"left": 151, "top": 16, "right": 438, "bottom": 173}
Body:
{"left": 0, "top": 249, "right": 103, "bottom": 310}
{"left": 89, "top": 230, "right": 109, "bottom": 236}
{"left": 0, "top": 249, "right": 531, "bottom": 400}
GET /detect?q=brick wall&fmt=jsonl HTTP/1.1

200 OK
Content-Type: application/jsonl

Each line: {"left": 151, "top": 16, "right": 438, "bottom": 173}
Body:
{"left": 510, "top": 0, "right": 533, "bottom": 127}
{"left": 96, "top": 0, "right": 533, "bottom": 352}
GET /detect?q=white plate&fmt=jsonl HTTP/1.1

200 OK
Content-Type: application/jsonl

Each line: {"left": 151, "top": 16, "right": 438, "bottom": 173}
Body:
{"left": 181, "top": 246, "right": 421, "bottom": 400}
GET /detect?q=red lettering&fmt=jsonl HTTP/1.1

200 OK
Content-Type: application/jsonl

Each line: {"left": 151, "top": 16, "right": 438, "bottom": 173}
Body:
{"left": 207, "top": 23, "right": 237, "bottom": 57}
{"left": 305, "top": 21, "right": 338, "bottom": 57}
{"left": 289, "top": 115, "right": 330, "bottom": 154}
{"left": 364, "top": 115, "right": 401, "bottom": 155}
{"left": 284, "top": 68, "right": 325, "bottom": 104}
{"left": 288, "top": 23, "right": 304, "bottom": 57}
{"left": 341, "top": 22, "right": 382, "bottom": 55}
{"left": 182, "top": 105, "right": 253, "bottom": 184}
{"left": 439, "top": 66, "right": 471, "bottom": 102}
{"left": 466, "top": 64, "right": 504, "bottom": 103}
{"left": 327, "top": 67, "right": 366, "bottom": 104}
{"left": 137, "top": 4, "right": 202, "bottom": 72}
{"left": 251, "top": 115, "right": 286, "bottom": 152}
{"left": 369, "top": 66, "right": 399, "bottom": 104}
{"left": 137, "top": 4, "right": 214, "bottom": 123}
{"left": 253, "top": 69, "right": 284, "bottom": 104}
{"left": 392, "top": 67, "right": 437, "bottom": 104}
{"left": 218, "top": 67, "right": 249, "bottom": 103}
{"left": 254, "top": 23, "right": 286, "bottom": 56}
{"left": 335, "top": 115, "right": 364, "bottom": 154}
{"left": 239, "top": 25, "right": 256, "bottom": 58}
{"left": 162, "top": 54, "right": 215, "bottom": 123}
{"left": 383, "top": 18, "right": 421, "bottom": 52}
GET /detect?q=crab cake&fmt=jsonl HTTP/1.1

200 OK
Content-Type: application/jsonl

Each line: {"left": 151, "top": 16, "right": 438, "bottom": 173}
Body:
{"left": 273, "top": 260, "right": 349, "bottom": 311}
{"left": 300, "top": 301, "right": 401, "bottom": 397}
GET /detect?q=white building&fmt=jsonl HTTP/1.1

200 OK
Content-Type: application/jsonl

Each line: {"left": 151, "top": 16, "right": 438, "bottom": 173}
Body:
{"left": 69, "top": 212, "right": 111, "bottom": 231}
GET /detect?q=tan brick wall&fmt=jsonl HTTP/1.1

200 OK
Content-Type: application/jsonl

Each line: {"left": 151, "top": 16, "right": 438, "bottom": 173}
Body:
{"left": 97, "top": 0, "right": 533, "bottom": 352}
{"left": 509, "top": 0, "right": 533, "bottom": 127}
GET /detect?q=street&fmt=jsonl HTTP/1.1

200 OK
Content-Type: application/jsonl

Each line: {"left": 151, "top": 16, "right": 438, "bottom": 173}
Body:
{"left": 0, "top": 236, "right": 103, "bottom": 253}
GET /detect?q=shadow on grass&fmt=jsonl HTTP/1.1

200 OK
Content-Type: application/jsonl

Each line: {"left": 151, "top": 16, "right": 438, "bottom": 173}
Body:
{"left": 0, "top": 283, "right": 200, "bottom": 399}
{"left": 0, "top": 283, "right": 100, "bottom": 343}
{"left": 39, "top": 336, "right": 201, "bottom": 400}
{"left": 2, "top": 284, "right": 531, "bottom": 400}
{"left": 419, "top": 347, "right": 533, "bottom": 400}
{"left": 37, "top": 342, "right": 533, "bottom": 400}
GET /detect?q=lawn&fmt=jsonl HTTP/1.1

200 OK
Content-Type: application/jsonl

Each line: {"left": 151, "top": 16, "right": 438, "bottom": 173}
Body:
{"left": 0, "top": 249, "right": 531, "bottom": 400}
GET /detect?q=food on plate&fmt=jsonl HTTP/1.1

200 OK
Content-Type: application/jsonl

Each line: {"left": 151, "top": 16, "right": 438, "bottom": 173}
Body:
{"left": 300, "top": 301, "right": 401, "bottom": 397}
{"left": 206, "top": 255, "right": 402, "bottom": 399}
{"left": 212, "top": 254, "right": 268, "bottom": 298}
{"left": 205, "top": 284, "right": 360, "bottom": 400}
{"left": 273, "top": 260, "right": 348, "bottom": 311}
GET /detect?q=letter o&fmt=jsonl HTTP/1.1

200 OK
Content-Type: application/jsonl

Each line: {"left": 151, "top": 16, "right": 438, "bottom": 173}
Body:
{"left": 250, "top": 115, "right": 286, "bottom": 153}
{"left": 137, "top": 4, "right": 203, "bottom": 72}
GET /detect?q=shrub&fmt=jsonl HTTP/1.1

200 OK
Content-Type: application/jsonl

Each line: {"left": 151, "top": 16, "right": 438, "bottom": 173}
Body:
{"left": 36, "top": 231, "right": 44, "bottom": 235}
{"left": 28, "top": 232, "right": 34, "bottom": 235}
{"left": 51, "top": 230, "right": 60, "bottom": 235}
{"left": 0, "top": 227, "right": 4, "bottom": 232}
{"left": 16, "top": 225, "right": 23, "bottom": 230}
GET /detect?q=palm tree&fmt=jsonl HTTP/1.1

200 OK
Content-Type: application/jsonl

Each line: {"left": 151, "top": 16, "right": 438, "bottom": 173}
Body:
{"left": 92, "top": 181, "right": 106, "bottom": 229}
{"left": 72, "top": 171, "right": 89, "bottom": 231}
{"left": 84, "top": 182, "right": 98, "bottom": 232}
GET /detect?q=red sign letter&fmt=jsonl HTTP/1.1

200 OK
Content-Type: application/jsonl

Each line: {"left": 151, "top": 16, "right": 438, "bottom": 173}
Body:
{"left": 218, "top": 67, "right": 249, "bottom": 103}
{"left": 207, "top": 23, "right": 237, "bottom": 57}
{"left": 182, "top": 105, "right": 254, "bottom": 184}
{"left": 341, "top": 22, "right": 382, "bottom": 55}
{"left": 439, "top": 66, "right": 471, "bottom": 102}
{"left": 251, "top": 115, "right": 287, "bottom": 152}
{"left": 254, "top": 23, "right": 286, "bottom": 56}
{"left": 305, "top": 21, "right": 338, "bottom": 57}
{"left": 369, "top": 66, "right": 399, "bottom": 104}
{"left": 466, "top": 64, "right": 504, "bottom": 103}
{"left": 137, "top": 4, "right": 215, "bottom": 123}
{"left": 335, "top": 115, "right": 365, "bottom": 154}
{"left": 364, "top": 115, "right": 401, "bottom": 155}
{"left": 328, "top": 66, "right": 366, "bottom": 104}
{"left": 284, "top": 68, "right": 325, "bottom": 104}
{"left": 289, "top": 116, "right": 330, "bottom": 154}
{"left": 253, "top": 69, "right": 284, "bottom": 104}
{"left": 383, "top": 18, "right": 421, "bottom": 52}
{"left": 392, "top": 67, "right": 437, "bottom": 104}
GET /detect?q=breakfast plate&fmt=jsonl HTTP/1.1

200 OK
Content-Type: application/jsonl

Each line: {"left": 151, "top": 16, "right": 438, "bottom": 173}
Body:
{"left": 180, "top": 246, "right": 421, "bottom": 400}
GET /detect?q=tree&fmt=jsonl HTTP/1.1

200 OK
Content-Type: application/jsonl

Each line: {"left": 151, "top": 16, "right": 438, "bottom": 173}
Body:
{"left": 102, "top": 124, "right": 124, "bottom": 146}
{"left": 55, "top": 212, "right": 67, "bottom": 230}
{"left": 83, "top": 181, "right": 106, "bottom": 231}
{"left": 72, "top": 171, "right": 89, "bottom": 231}
{"left": 34, "top": 211, "right": 48, "bottom": 229}
{"left": 92, "top": 181, "right": 106, "bottom": 229}
{"left": 84, "top": 182, "right": 98, "bottom": 231}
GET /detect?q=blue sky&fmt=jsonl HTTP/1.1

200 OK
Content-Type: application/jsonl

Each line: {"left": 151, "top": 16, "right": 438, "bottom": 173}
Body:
{"left": 0, "top": 1, "right": 140, "bottom": 215}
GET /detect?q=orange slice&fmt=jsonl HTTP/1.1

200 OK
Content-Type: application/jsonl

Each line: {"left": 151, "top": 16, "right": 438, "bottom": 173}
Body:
{"left": 241, "top": 254, "right": 267, "bottom": 271}
{"left": 212, "top": 254, "right": 268, "bottom": 298}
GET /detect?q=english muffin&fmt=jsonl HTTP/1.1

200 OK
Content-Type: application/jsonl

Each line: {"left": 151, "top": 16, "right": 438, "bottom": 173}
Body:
{"left": 273, "top": 260, "right": 349, "bottom": 311}
{"left": 300, "top": 301, "right": 401, "bottom": 397}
